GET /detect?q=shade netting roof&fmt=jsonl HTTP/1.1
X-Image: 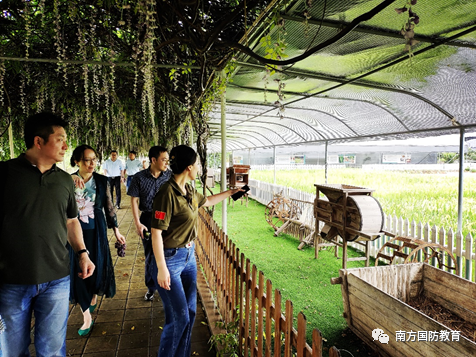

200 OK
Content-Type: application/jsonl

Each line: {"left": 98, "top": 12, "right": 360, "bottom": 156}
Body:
{"left": 206, "top": 0, "right": 476, "bottom": 152}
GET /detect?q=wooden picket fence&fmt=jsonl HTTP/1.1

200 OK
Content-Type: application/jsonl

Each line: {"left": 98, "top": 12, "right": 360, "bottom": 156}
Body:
{"left": 248, "top": 179, "right": 476, "bottom": 282}
{"left": 196, "top": 208, "right": 341, "bottom": 357}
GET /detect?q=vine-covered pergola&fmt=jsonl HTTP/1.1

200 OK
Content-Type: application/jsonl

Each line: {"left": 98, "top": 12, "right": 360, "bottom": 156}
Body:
{"left": 0, "top": 0, "right": 273, "bottom": 163}
{"left": 1, "top": 0, "right": 476, "bottom": 178}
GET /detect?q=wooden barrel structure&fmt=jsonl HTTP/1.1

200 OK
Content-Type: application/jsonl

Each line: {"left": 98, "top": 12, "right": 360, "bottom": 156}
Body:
{"left": 331, "top": 195, "right": 384, "bottom": 241}
{"left": 314, "top": 184, "right": 385, "bottom": 268}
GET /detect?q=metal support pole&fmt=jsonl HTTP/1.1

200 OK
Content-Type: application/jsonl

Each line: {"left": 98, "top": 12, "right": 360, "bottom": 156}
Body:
{"left": 273, "top": 146, "right": 277, "bottom": 184}
{"left": 457, "top": 127, "right": 465, "bottom": 233}
{"left": 324, "top": 141, "right": 329, "bottom": 184}
{"left": 220, "top": 70, "right": 227, "bottom": 233}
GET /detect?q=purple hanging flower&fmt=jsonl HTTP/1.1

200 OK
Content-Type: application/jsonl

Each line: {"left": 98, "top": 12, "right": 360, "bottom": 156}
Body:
{"left": 411, "top": 0, "right": 417, "bottom": 5}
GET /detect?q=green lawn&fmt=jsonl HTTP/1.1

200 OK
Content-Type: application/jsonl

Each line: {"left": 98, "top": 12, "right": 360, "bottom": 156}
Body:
{"left": 205, "top": 184, "right": 375, "bottom": 356}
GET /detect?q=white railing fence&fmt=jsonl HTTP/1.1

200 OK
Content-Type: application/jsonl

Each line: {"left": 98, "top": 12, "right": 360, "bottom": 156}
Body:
{"left": 247, "top": 179, "right": 475, "bottom": 282}
{"left": 249, "top": 163, "right": 476, "bottom": 171}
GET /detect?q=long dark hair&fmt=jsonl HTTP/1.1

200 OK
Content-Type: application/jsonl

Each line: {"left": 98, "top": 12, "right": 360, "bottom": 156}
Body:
{"left": 70, "top": 144, "right": 97, "bottom": 167}
{"left": 169, "top": 145, "right": 197, "bottom": 174}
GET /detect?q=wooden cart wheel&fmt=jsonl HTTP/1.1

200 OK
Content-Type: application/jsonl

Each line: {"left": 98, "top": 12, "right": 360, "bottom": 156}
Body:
{"left": 375, "top": 236, "right": 458, "bottom": 272}
{"left": 404, "top": 243, "right": 458, "bottom": 271}
{"left": 265, "top": 193, "right": 301, "bottom": 231}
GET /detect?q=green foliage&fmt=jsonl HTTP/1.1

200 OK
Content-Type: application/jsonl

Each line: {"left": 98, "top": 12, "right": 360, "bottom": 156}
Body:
{"left": 439, "top": 152, "right": 458, "bottom": 163}
{"left": 208, "top": 315, "right": 240, "bottom": 357}
{"left": 439, "top": 149, "right": 476, "bottom": 163}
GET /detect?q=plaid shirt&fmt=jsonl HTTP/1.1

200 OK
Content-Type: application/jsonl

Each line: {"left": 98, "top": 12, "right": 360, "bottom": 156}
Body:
{"left": 127, "top": 168, "right": 172, "bottom": 212}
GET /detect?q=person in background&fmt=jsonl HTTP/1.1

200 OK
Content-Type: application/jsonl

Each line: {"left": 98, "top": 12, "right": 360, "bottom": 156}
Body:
{"left": 151, "top": 145, "right": 243, "bottom": 357}
{"left": 70, "top": 144, "right": 126, "bottom": 336}
{"left": 103, "top": 150, "right": 124, "bottom": 209}
{"left": 125, "top": 150, "right": 143, "bottom": 191}
{"left": 128, "top": 146, "right": 171, "bottom": 301}
{"left": 0, "top": 112, "right": 95, "bottom": 356}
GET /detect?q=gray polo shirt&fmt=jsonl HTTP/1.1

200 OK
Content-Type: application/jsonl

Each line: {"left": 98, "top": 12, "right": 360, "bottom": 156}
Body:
{"left": 0, "top": 154, "right": 78, "bottom": 284}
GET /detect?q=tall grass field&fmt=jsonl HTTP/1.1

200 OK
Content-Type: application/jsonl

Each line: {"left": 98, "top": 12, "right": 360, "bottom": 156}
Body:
{"left": 250, "top": 168, "right": 476, "bottom": 238}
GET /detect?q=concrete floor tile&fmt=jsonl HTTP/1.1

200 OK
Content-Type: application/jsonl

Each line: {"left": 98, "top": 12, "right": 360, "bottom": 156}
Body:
{"left": 84, "top": 335, "right": 119, "bottom": 353}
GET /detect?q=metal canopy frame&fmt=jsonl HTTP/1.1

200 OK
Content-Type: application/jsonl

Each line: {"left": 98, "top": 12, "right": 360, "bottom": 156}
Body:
{"left": 206, "top": 0, "right": 476, "bottom": 152}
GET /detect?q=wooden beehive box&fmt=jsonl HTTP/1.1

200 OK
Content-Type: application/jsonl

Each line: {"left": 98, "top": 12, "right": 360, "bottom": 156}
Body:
{"left": 334, "top": 263, "right": 476, "bottom": 357}
{"left": 226, "top": 165, "right": 250, "bottom": 187}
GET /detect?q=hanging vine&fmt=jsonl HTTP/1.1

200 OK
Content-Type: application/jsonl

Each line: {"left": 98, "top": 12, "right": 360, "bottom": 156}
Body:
{"left": 395, "top": 0, "right": 420, "bottom": 54}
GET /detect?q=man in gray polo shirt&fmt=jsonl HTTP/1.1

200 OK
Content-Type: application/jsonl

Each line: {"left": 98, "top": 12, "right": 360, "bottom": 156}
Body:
{"left": 0, "top": 112, "right": 95, "bottom": 357}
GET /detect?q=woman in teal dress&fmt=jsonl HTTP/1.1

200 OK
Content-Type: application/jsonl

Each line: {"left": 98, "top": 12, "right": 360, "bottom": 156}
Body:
{"left": 69, "top": 144, "right": 126, "bottom": 336}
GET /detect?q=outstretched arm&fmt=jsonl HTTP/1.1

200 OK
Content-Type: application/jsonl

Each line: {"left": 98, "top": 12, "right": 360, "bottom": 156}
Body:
{"left": 203, "top": 187, "right": 243, "bottom": 207}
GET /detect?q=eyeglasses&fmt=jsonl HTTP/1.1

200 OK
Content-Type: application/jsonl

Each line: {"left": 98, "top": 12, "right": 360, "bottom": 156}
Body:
{"left": 82, "top": 158, "right": 98, "bottom": 164}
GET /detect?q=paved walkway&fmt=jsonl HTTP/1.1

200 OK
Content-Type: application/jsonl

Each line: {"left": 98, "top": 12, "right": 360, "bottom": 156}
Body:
{"left": 32, "top": 190, "right": 216, "bottom": 356}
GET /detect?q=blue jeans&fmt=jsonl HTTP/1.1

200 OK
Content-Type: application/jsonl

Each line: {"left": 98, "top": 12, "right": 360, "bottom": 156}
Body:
{"left": 157, "top": 243, "right": 197, "bottom": 357}
{"left": 126, "top": 175, "right": 134, "bottom": 192}
{"left": 0, "top": 275, "right": 70, "bottom": 357}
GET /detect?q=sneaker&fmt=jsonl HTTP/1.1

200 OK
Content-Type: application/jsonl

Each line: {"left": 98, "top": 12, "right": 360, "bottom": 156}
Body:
{"left": 144, "top": 290, "right": 154, "bottom": 301}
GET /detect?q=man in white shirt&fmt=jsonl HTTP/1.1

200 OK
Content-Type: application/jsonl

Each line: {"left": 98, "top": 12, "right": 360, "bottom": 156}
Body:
{"left": 102, "top": 150, "right": 125, "bottom": 209}
{"left": 125, "top": 150, "right": 143, "bottom": 191}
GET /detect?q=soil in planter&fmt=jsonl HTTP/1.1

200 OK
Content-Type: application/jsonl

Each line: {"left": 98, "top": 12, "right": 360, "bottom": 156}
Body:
{"left": 407, "top": 294, "right": 476, "bottom": 342}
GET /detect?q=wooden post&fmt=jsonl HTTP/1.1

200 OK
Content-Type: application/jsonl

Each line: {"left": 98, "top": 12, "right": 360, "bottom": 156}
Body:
{"left": 8, "top": 121, "right": 14, "bottom": 159}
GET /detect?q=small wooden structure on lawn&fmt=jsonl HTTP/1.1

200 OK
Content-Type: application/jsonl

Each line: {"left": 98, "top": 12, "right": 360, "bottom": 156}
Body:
{"left": 265, "top": 191, "right": 302, "bottom": 236}
{"left": 227, "top": 164, "right": 250, "bottom": 206}
{"left": 331, "top": 263, "right": 476, "bottom": 357}
{"left": 313, "top": 184, "right": 385, "bottom": 268}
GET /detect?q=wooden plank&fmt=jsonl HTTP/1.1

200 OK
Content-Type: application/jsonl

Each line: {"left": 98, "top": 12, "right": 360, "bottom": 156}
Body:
{"left": 238, "top": 252, "right": 244, "bottom": 356}
{"left": 257, "top": 271, "right": 265, "bottom": 356}
{"left": 265, "top": 280, "right": 272, "bottom": 357}
{"left": 231, "top": 243, "right": 237, "bottom": 322}
{"left": 196, "top": 266, "right": 227, "bottom": 354}
{"left": 350, "top": 312, "right": 414, "bottom": 357}
{"left": 338, "top": 269, "right": 351, "bottom": 326}
{"left": 284, "top": 300, "right": 293, "bottom": 357}
{"left": 297, "top": 313, "right": 306, "bottom": 357}
{"left": 347, "top": 264, "right": 423, "bottom": 301}
{"left": 243, "top": 259, "right": 251, "bottom": 357}
{"left": 423, "top": 263, "right": 476, "bottom": 299}
{"left": 422, "top": 266, "right": 476, "bottom": 325}
{"left": 311, "top": 329, "right": 323, "bottom": 357}
{"left": 347, "top": 273, "right": 476, "bottom": 356}
{"left": 274, "top": 289, "right": 282, "bottom": 357}
{"left": 328, "top": 346, "right": 341, "bottom": 357}
{"left": 250, "top": 265, "right": 257, "bottom": 357}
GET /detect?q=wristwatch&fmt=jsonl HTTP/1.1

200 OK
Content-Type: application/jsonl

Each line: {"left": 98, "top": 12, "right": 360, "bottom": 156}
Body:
{"left": 76, "top": 249, "right": 90, "bottom": 258}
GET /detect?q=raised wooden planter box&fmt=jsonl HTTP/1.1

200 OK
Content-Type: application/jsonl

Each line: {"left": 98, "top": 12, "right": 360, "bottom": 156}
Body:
{"left": 332, "top": 263, "right": 476, "bottom": 357}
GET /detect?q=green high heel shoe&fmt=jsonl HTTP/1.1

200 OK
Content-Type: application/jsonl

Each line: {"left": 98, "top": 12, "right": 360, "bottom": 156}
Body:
{"left": 89, "top": 303, "right": 97, "bottom": 313}
{"left": 78, "top": 320, "right": 94, "bottom": 336}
